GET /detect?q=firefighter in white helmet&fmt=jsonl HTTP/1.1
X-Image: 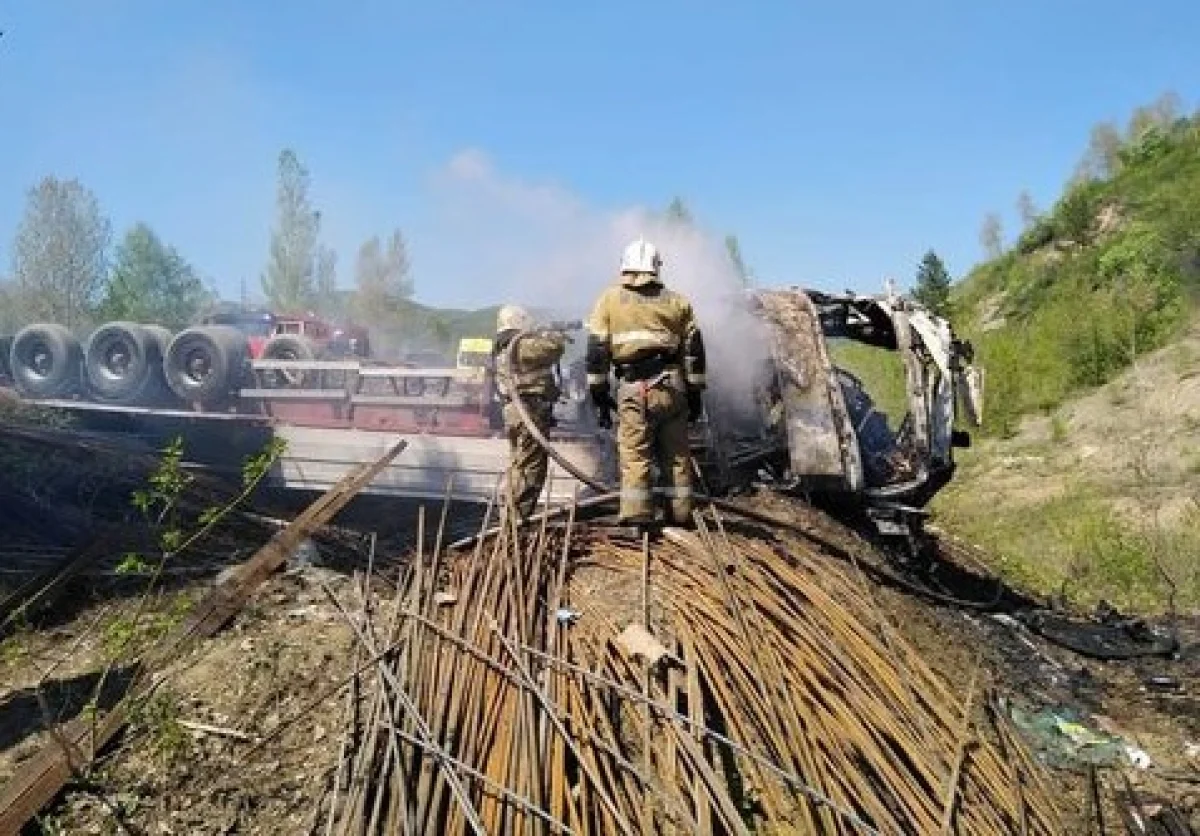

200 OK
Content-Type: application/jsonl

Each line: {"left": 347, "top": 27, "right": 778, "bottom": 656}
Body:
{"left": 493, "top": 304, "right": 568, "bottom": 521}
{"left": 585, "top": 238, "right": 707, "bottom": 527}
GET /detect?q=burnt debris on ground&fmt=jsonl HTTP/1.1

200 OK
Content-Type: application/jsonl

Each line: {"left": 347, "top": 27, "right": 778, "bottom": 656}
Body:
{"left": 0, "top": 423, "right": 1198, "bottom": 834}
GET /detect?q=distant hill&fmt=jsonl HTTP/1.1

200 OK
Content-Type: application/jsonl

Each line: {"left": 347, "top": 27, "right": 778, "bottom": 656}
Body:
{"left": 951, "top": 99, "right": 1200, "bottom": 436}
{"left": 230, "top": 290, "right": 501, "bottom": 362}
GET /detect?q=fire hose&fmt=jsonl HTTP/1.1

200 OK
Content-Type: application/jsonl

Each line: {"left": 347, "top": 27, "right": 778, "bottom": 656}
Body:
{"left": 448, "top": 332, "right": 790, "bottom": 548}
{"left": 496, "top": 331, "right": 808, "bottom": 527}
{"left": 480, "top": 333, "right": 1183, "bottom": 661}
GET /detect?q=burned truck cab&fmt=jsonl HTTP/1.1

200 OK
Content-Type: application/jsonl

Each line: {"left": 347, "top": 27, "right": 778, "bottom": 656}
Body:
{"left": 694, "top": 286, "right": 984, "bottom": 534}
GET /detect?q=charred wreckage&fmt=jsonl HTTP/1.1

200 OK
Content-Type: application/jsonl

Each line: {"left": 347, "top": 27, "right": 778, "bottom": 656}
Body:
{"left": 0, "top": 287, "right": 983, "bottom": 543}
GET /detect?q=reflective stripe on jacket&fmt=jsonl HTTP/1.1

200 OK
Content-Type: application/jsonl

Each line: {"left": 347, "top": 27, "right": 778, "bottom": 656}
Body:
{"left": 584, "top": 278, "right": 707, "bottom": 389}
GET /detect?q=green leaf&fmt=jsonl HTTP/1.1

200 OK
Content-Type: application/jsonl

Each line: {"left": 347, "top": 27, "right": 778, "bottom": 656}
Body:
{"left": 115, "top": 553, "right": 150, "bottom": 575}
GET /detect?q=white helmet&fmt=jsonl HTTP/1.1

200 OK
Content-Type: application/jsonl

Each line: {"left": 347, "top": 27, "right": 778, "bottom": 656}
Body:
{"left": 496, "top": 304, "right": 535, "bottom": 333}
{"left": 619, "top": 237, "right": 663, "bottom": 277}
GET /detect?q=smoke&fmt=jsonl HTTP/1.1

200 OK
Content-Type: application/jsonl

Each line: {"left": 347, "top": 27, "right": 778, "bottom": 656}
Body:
{"left": 427, "top": 149, "right": 773, "bottom": 414}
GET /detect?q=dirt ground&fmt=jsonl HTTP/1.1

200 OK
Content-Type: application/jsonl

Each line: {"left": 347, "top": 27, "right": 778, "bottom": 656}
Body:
{"left": 757, "top": 492, "right": 1200, "bottom": 830}
{"left": 2, "top": 496, "right": 1198, "bottom": 834}
{"left": 887, "top": 578, "right": 1200, "bottom": 830}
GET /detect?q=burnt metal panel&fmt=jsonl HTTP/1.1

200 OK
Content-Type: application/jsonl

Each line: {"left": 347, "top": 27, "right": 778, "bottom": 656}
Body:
{"left": 751, "top": 289, "right": 863, "bottom": 490}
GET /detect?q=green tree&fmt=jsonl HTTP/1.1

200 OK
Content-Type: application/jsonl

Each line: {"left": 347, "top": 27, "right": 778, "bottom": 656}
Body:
{"left": 912, "top": 249, "right": 953, "bottom": 317}
{"left": 1074, "top": 121, "right": 1125, "bottom": 182}
{"left": 979, "top": 212, "right": 1004, "bottom": 260}
{"left": 664, "top": 196, "right": 693, "bottom": 226}
{"left": 0, "top": 279, "right": 23, "bottom": 334}
{"left": 99, "top": 223, "right": 212, "bottom": 327}
{"left": 1054, "top": 179, "right": 1103, "bottom": 246}
{"left": 1127, "top": 91, "right": 1181, "bottom": 141}
{"left": 353, "top": 229, "right": 413, "bottom": 325}
{"left": 262, "top": 149, "right": 320, "bottom": 311}
{"left": 10, "top": 176, "right": 111, "bottom": 327}
{"left": 313, "top": 244, "right": 338, "bottom": 315}
{"left": 1016, "top": 190, "right": 1039, "bottom": 230}
{"left": 384, "top": 230, "right": 413, "bottom": 300}
{"left": 724, "top": 234, "right": 753, "bottom": 287}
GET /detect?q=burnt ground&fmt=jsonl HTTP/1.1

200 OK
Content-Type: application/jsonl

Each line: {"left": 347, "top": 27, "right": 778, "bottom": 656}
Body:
{"left": 1, "top": 426, "right": 1199, "bottom": 833}
{"left": 890, "top": 576, "right": 1200, "bottom": 830}
{"left": 739, "top": 493, "right": 1200, "bottom": 832}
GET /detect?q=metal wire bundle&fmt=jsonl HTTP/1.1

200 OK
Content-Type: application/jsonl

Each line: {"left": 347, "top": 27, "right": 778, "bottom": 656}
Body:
{"left": 315, "top": 496, "right": 1064, "bottom": 835}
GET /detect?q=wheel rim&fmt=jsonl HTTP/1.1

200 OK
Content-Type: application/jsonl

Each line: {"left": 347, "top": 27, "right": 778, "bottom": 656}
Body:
{"left": 98, "top": 337, "right": 135, "bottom": 382}
{"left": 29, "top": 343, "right": 52, "bottom": 378}
{"left": 184, "top": 348, "right": 212, "bottom": 384}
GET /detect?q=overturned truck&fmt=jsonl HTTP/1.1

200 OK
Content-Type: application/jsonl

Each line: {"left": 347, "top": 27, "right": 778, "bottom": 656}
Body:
{"left": 0, "top": 288, "right": 982, "bottom": 536}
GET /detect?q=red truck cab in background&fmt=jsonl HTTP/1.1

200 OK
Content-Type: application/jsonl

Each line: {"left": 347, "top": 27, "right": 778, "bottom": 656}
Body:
{"left": 201, "top": 309, "right": 372, "bottom": 360}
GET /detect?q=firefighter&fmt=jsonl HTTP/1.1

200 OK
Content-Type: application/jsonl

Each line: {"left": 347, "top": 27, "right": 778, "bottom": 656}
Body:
{"left": 493, "top": 304, "right": 569, "bottom": 521}
{"left": 585, "top": 237, "right": 707, "bottom": 527}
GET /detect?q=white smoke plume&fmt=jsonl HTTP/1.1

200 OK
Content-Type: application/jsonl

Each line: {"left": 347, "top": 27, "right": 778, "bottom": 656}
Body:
{"left": 427, "top": 149, "right": 774, "bottom": 415}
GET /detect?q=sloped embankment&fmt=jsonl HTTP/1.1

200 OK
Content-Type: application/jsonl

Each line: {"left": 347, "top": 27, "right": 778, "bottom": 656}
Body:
{"left": 934, "top": 316, "right": 1200, "bottom": 612}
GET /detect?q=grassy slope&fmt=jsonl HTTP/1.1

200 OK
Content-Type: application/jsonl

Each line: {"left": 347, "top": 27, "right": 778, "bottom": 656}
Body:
{"left": 956, "top": 116, "right": 1200, "bottom": 435}
{"left": 932, "top": 318, "right": 1200, "bottom": 613}
{"left": 928, "top": 110, "right": 1200, "bottom": 613}
{"left": 827, "top": 340, "right": 907, "bottom": 426}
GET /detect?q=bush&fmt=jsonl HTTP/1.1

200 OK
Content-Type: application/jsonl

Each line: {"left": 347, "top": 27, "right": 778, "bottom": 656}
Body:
{"left": 1016, "top": 217, "right": 1057, "bottom": 255}
{"left": 1052, "top": 179, "right": 1106, "bottom": 245}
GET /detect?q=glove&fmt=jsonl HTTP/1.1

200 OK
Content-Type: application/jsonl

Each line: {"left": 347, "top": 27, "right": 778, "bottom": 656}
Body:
{"left": 590, "top": 383, "right": 616, "bottom": 430}
{"left": 686, "top": 387, "right": 704, "bottom": 423}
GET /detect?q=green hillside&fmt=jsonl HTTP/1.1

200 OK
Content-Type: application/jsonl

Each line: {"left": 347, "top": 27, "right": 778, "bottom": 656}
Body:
{"left": 926, "top": 94, "right": 1200, "bottom": 613}
{"left": 953, "top": 99, "right": 1200, "bottom": 436}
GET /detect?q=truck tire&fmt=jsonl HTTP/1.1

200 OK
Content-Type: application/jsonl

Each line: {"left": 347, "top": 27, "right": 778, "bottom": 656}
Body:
{"left": 0, "top": 336, "right": 13, "bottom": 385}
{"left": 9, "top": 324, "right": 83, "bottom": 399}
{"left": 260, "top": 334, "right": 318, "bottom": 388}
{"left": 164, "top": 325, "right": 249, "bottom": 407}
{"left": 84, "top": 321, "right": 166, "bottom": 404}
{"left": 140, "top": 325, "right": 178, "bottom": 405}
{"left": 143, "top": 325, "right": 174, "bottom": 359}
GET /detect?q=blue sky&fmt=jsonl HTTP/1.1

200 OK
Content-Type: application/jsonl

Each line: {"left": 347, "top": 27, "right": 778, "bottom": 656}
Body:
{"left": 0, "top": 0, "right": 1196, "bottom": 310}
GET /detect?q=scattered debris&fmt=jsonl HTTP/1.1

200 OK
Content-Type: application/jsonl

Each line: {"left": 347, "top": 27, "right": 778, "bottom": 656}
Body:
{"left": 614, "top": 622, "right": 671, "bottom": 667}
{"left": 1008, "top": 702, "right": 1133, "bottom": 769}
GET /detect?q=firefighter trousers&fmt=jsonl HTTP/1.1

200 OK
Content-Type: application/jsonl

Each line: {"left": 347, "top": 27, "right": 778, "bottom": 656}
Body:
{"left": 615, "top": 372, "right": 693, "bottom": 525}
{"left": 502, "top": 400, "right": 552, "bottom": 521}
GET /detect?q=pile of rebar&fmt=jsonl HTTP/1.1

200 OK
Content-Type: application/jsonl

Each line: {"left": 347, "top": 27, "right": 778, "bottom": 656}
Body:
{"left": 315, "top": 497, "right": 1064, "bottom": 835}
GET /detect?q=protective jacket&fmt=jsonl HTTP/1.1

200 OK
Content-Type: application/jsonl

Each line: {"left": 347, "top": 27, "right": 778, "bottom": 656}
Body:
{"left": 493, "top": 329, "right": 567, "bottom": 402}
{"left": 584, "top": 278, "right": 706, "bottom": 390}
